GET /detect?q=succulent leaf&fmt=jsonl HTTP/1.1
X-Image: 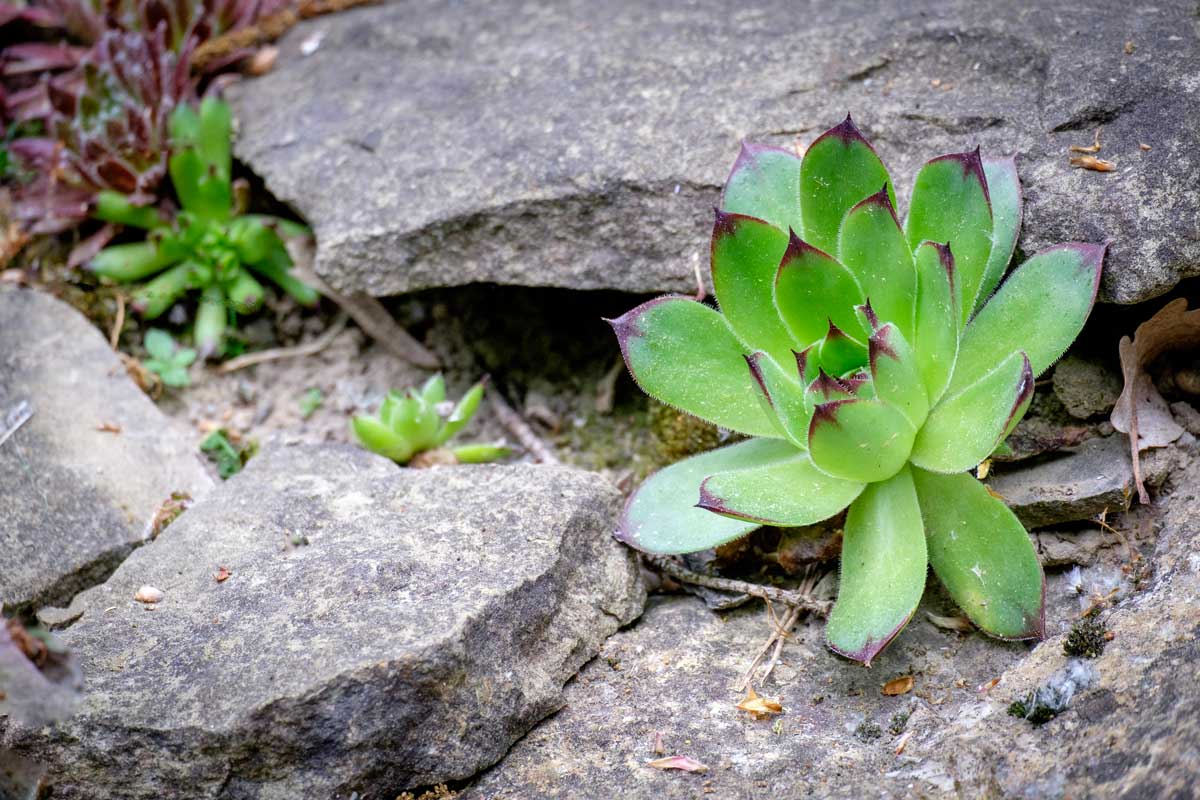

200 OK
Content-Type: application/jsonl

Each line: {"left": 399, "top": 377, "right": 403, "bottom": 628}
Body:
{"left": 868, "top": 323, "right": 928, "bottom": 428}
{"left": 837, "top": 187, "right": 916, "bottom": 338}
{"left": 616, "top": 438, "right": 803, "bottom": 554}
{"left": 421, "top": 374, "right": 447, "bottom": 407}
{"left": 817, "top": 321, "right": 867, "bottom": 377}
{"left": 807, "top": 398, "right": 915, "bottom": 483}
{"left": 609, "top": 296, "right": 780, "bottom": 437}
{"left": 131, "top": 261, "right": 193, "bottom": 318}
{"left": 194, "top": 285, "right": 227, "bottom": 358}
{"left": 698, "top": 450, "right": 864, "bottom": 526}
{"left": 825, "top": 465, "right": 926, "bottom": 665}
{"left": 352, "top": 416, "right": 411, "bottom": 462}
{"left": 710, "top": 211, "right": 797, "bottom": 363}
{"left": 799, "top": 116, "right": 895, "bottom": 254}
{"left": 975, "top": 156, "right": 1023, "bottom": 313}
{"left": 438, "top": 381, "right": 484, "bottom": 443}
{"left": 913, "top": 469, "right": 1045, "bottom": 640}
{"left": 93, "top": 190, "right": 163, "bottom": 229}
{"left": 745, "top": 352, "right": 812, "bottom": 448}
{"left": 947, "top": 243, "right": 1105, "bottom": 396}
{"left": 227, "top": 269, "right": 264, "bottom": 314}
{"left": 910, "top": 352, "right": 1033, "bottom": 473}
{"left": 721, "top": 142, "right": 803, "bottom": 234}
{"left": 89, "top": 241, "right": 174, "bottom": 281}
{"left": 773, "top": 233, "right": 867, "bottom": 346}
{"left": 912, "top": 241, "right": 960, "bottom": 403}
{"left": 904, "top": 150, "right": 994, "bottom": 325}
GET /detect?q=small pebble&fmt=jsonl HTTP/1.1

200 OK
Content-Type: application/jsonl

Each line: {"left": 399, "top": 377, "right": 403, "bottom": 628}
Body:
{"left": 135, "top": 585, "right": 164, "bottom": 604}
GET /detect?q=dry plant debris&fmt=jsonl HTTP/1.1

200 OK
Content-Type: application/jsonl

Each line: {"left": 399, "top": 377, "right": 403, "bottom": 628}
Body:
{"left": 1111, "top": 298, "right": 1200, "bottom": 501}
{"left": 736, "top": 687, "right": 784, "bottom": 719}
{"left": 647, "top": 755, "right": 709, "bottom": 773}
{"left": 1070, "top": 155, "right": 1116, "bottom": 172}
{"left": 882, "top": 675, "right": 914, "bottom": 696}
{"left": 926, "top": 612, "right": 974, "bottom": 632}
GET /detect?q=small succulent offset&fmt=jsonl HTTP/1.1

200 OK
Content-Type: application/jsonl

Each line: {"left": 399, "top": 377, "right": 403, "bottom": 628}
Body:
{"left": 610, "top": 116, "right": 1106, "bottom": 664}
{"left": 87, "top": 97, "right": 318, "bottom": 356}
{"left": 142, "top": 327, "right": 195, "bottom": 387}
{"left": 351, "top": 375, "right": 510, "bottom": 467}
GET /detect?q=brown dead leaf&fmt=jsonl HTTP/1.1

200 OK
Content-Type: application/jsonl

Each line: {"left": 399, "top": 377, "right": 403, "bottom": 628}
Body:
{"left": 925, "top": 612, "right": 974, "bottom": 632}
{"left": 1139, "top": 143, "right": 1152, "bottom": 151}
{"left": 647, "top": 755, "right": 709, "bottom": 773}
{"left": 737, "top": 687, "right": 784, "bottom": 719}
{"left": 1111, "top": 299, "right": 1200, "bottom": 502}
{"left": 653, "top": 731, "right": 665, "bottom": 755}
{"left": 1070, "top": 156, "right": 1116, "bottom": 172}
{"left": 1069, "top": 128, "right": 1102, "bottom": 154}
{"left": 977, "top": 677, "right": 1001, "bottom": 694}
{"left": 214, "top": 566, "right": 231, "bottom": 583}
{"left": 96, "top": 422, "right": 122, "bottom": 434}
{"left": 1124, "top": 40, "right": 1136, "bottom": 55}
{"left": 894, "top": 731, "right": 913, "bottom": 756}
{"left": 882, "top": 675, "right": 914, "bottom": 696}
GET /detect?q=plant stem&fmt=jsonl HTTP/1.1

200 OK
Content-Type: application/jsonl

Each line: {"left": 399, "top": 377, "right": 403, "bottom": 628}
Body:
{"left": 643, "top": 554, "right": 832, "bottom": 616}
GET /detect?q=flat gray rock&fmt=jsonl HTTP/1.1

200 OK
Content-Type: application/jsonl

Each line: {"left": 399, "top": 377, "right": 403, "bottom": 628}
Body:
{"left": 0, "top": 288, "right": 212, "bottom": 615}
{"left": 0, "top": 445, "right": 644, "bottom": 799}
{"left": 230, "top": 0, "right": 1200, "bottom": 304}
{"left": 987, "top": 435, "right": 1133, "bottom": 528}
{"left": 464, "top": 450, "right": 1199, "bottom": 799}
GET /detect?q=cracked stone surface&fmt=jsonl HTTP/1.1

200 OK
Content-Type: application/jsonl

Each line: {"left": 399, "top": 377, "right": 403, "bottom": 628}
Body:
{"left": 230, "top": 0, "right": 1200, "bottom": 304}
{"left": 0, "top": 287, "right": 212, "bottom": 616}
{"left": 986, "top": 435, "right": 1134, "bottom": 528}
{"left": 463, "top": 444, "right": 1199, "bottom": 798}
{"left": 0, "top": 445, "right": 644, "bottom": 799}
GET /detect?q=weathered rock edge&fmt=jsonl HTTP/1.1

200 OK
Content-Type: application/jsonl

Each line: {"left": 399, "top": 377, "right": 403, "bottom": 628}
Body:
{"left": 1, "top": 445, "right": 645, "bottom": 799}
{"left": 230, "top": 0, "right": 1200, "bottom": 304}
{"left": 0, "top": 287, "right": 212, "bottom": 615}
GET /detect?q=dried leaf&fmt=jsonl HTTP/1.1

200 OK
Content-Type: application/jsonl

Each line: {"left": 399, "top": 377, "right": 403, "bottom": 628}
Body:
{"left": 1069, "top": 156, "right": 1116, "bottom": 172}
{"left": 1111, "top": 299, "right": 1200, "bottom": 502}
{"left": 214, "top": 566, "right": 232, "bottom": 583}
{"left": 1139, "top": 143, "right": 1152, "bottom": 151}
{"left": 96, "top": 421, "right": 122, "bottom": 433}
{"left": 653, "top": 731, "right": 665, "bottom": 755}
{"left": 894, "top": 731, "right": 913, "bottom": 755}
{"left": 925, "top": 612, "right": 974, "bottom": 632}
{"left": 736, "top": 687, "right": 784, "bottom": 719}
{"left": 977, "top": 677, "right": 1001, "bottom": 694}
{"left": 647, "top": 755, "right": 709, "bottom": 773}
{"left": 882, "top": 675, "right": 914, "bottom": 696}
{"left": 1069, "top": 129, "right": 1102, "bottom": 154}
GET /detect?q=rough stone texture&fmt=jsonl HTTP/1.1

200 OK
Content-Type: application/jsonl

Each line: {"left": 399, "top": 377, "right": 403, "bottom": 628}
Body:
{"left": 1052, "top": 355, "right": 1124, "bottom": 420}
{"left": 0, "top": 445, "right": 644, "bottom": 799}
{"left": 464, "top": 446, "right": 1199, "bottom": 799}
{"left": 987, "top": 435, "right": 1133, "bottom": 528}
{"left": 0, "top": 287, "right": 212, "bottom": 615}
{"left": 230, "top": 0, "right": 1200, "bottom": 304}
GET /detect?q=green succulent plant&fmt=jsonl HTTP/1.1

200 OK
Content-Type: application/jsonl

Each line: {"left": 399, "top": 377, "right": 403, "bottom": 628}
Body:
{"left": 142, "top": 328, "right": 195, "bottom": 388}
{"left": 351, "top": 375, "right": 511, "bottom": 466}
{"left": 609, "top": 116, "right": 1106, "bottom": 665}
{"left": 87, "top": 96, "right": 318, "bottom": 357}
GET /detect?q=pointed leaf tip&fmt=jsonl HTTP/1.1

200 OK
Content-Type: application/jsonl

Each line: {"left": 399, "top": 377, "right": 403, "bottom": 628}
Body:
{"left": 822, "top": 113, "right": 872, "bottom": 148}
{"left": 930, "top": 149, "right": 991, "bottom": 206}
{"left": 848, "top": 183, "right": 901, "bottom": 223}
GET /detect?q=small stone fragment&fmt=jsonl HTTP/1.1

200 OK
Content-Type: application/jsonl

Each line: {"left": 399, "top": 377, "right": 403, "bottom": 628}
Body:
{"left": 1052, "top": 355, "right": 1123, "bottom": 419}
{"left": 986, "top": 436, "right": 1133, "bottom": 528}
{"left": 134, "top": 586, "right": 164, "bottom": 604}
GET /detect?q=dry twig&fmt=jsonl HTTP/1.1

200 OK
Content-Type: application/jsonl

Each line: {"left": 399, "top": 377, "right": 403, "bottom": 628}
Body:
{"left": 490, "top": 389, "right": 560, "bottom": 464}
{"left": 218, "top": 312, "right": 348, "bottom": 373}
{"left": 645, "top": 554, "right": 831, "bottom": 616}
{"left": 108, "top": 292, "right": 126, "bottom": 350}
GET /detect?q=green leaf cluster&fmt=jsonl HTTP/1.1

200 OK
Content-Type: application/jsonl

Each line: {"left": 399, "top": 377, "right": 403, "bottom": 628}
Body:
{"left": 351, "top": 375, "right": 510, "bottom": 466}
{"left": 611, "top": 116, "right": 1106, "bottom": 664}
{"left": 88, "top": 98, "right": 318, "bottom": 357}
{"left": 142, "top": 328, "right": 196, "bottom": 388}
{"left": 200, "top": 429, "right": 254, "bottom": 480}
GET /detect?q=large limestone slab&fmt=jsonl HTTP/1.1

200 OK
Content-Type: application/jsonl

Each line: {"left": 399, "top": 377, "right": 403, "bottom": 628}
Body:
{"left": 1, "top": 445, "right": 644, "bottom": 798}
{"left": 231, "top": 0, "right": 1200, "bottom": 304}
{"left": 0, "top": 288, "right": 212, "bottom": 614}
